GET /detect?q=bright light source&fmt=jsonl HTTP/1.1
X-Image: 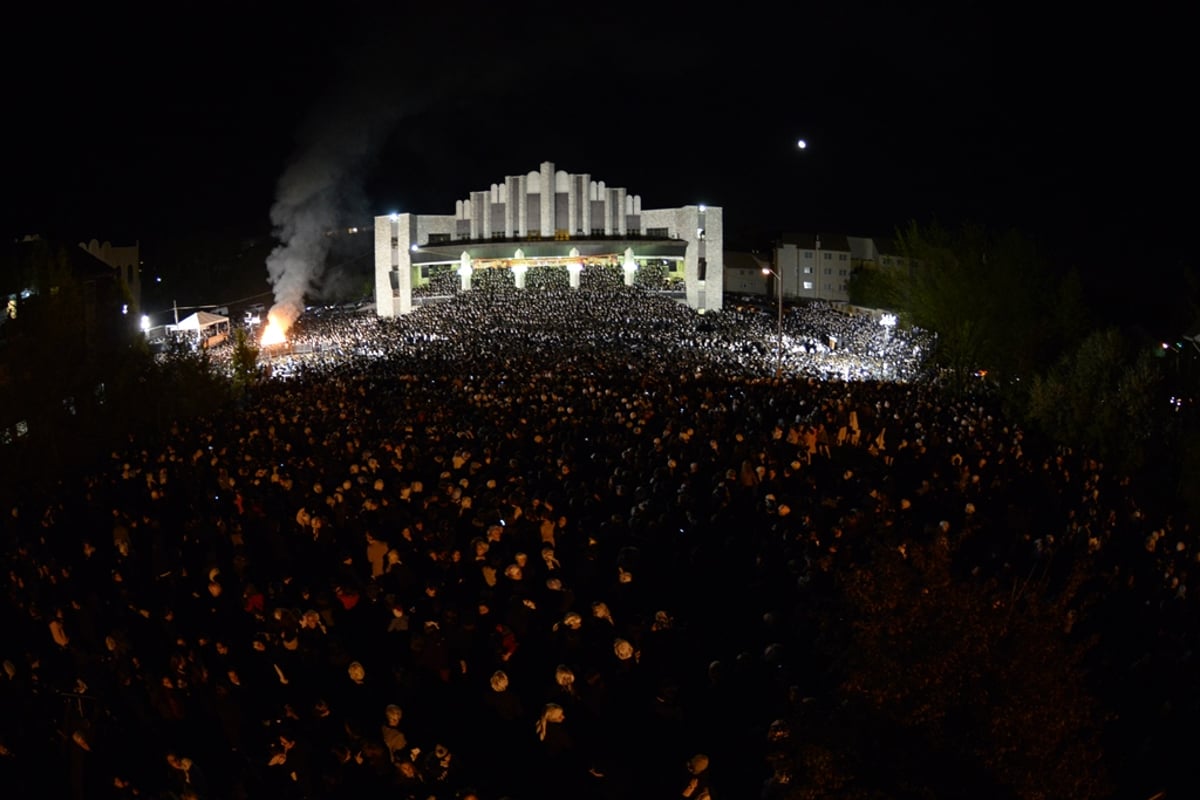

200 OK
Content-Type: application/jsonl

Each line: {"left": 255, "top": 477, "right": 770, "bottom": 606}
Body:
{"left": 797, "top": 139, "right": 807, "bottom": 149}
{"left": 762, "top": 267, "right": 771, "bottom": 275}
{"left": 410, "top": 244, "right": 419, "bottom": 252}
{"left": 260, "top": 312, "right": 288, "bottom": 346}
{"left": 140, "top": 315, "right": 150, "bottom": 331}
{"left": 880, "top": 313, "right": 897, "bottom": 328}
{"left": 121, "top": 304, "right": 128, "bottom": 315}
{"left": 699, "top": 204, "right": 706, "bottom": 212}
{"left": 389, "top": 212, "right": 399, "bottom": 221}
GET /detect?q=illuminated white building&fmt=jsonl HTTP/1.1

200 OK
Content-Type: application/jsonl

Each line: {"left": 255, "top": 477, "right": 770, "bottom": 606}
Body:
{"left": 374, "top": 160, "right": 722, "bottom": 316}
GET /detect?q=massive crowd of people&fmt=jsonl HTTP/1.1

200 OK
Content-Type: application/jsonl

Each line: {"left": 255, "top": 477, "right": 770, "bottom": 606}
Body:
{"left": 2, "top": 281, "right": 1194, "bottom": 799}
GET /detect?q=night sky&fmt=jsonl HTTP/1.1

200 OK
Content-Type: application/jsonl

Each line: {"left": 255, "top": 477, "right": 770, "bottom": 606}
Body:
{"left": 2, "top": 4, "right": 1192, "bottom": 324}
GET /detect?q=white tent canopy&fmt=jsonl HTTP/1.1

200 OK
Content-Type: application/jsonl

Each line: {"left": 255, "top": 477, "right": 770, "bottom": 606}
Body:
{"left": 169, "top": 310, "right": 229, "bottom": 333}
{"left": 167, "top": 310, "right": 231, "bottom": 348}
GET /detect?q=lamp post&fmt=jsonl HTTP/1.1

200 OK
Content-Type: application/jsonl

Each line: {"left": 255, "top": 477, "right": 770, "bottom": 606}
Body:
{"left": 762, "top": 267, "right": 783, "bottom": 378}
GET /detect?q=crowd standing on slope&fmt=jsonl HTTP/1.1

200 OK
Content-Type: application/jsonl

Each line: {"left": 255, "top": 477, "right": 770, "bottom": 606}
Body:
{"left": 1, "top": 283, "right": 1193, "bottom": 799}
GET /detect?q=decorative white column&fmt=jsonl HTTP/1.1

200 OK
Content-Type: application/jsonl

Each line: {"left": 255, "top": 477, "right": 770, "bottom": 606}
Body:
{"left": 517, "top": 175, "right": 528, "bottom": 237}
{"left": 567, "top": 175, "right": 578, "bottom": 238}
{"left": 469, "top": 192, "right": 483, "bottom": 240}
{"left": 540, "top": 161, "right": 554, "bottom": 237}
{"left": 622, "top": 247, "right": 638, "bottom": 286}
{"left": 512, "top": 249, "right": 527, "bottom": 289}
{"left": 600, "top": 183, "right": 611, "bottom": 235}
{"left": 567, "top": 247, "right": 582, "bottom": 288}
{"left": 458, "top": 252, "right": 473, "bottom": 292}
{"left": 505, "top": 176, "right": 517, "bottom": 237}
{"left": 580, "top": 174, "right": 591, "bottom": 233}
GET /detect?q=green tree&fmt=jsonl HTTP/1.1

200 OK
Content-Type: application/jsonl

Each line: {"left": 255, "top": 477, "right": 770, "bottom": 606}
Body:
{"left": 230, "top": 326, "right": 261, "bottom": 395}
{"left": 0, "top": 242, "right": 92, "bottom": 470}
{"left": 846, "top": 264, "right": 901, "bottom": 310}
{"left": 889, "top": 222, "right": 1069, "bottom": 396}
{"left": 1027, "top": 327, "right": 1163, "bottom": 472}
{"left": 150, "top": 337, "right": 230, "bottom": 426}
{"left": 1049, "top": 267, "right": 1092, "bottom": 353}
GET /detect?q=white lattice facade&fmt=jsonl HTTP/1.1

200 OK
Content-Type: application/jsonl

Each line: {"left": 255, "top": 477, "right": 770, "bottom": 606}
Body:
{"left": 374, "top": 161, "right": 722, "bottom": 316}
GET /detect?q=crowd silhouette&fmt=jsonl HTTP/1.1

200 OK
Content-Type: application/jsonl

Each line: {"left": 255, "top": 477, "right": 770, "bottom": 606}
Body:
{"left": 1, "top": 281, "right": 1193, "bottom": 799}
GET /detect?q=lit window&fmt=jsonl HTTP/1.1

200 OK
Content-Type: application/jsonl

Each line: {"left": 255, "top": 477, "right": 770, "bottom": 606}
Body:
{"left": 803, "top": 281, "right": 813, "bottom": 290}
{"left": 803, "top": 266, "right": 812, "bottom": 274}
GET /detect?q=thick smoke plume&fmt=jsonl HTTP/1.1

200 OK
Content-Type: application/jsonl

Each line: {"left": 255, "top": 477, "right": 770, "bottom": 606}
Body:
{"left": 264, "top": 65, "right": 402, "bottom": 333}
{"left": 262, "top": 22, "right": 521, "bottom": 334}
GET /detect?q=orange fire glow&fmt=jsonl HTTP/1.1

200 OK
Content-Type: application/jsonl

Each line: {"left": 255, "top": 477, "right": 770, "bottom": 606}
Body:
{"left": 260, "top": 314, "right": 288, "bottom": 347}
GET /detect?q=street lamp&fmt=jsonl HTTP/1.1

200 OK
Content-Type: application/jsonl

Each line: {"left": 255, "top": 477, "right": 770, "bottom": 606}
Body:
{"left": 762, "top": 267, "right": 783, "bottom": 378}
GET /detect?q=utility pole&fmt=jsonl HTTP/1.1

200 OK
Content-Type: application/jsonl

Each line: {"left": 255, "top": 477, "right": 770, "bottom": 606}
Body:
{"left": 762, "top": 266, "right": 784, "bottom": 378}
{"left": 173, "top": 300, "right": 179, "bottom": 324}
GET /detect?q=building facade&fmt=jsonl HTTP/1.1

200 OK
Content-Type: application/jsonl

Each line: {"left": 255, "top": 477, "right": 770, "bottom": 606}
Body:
{"left": 80, "top": 239, "right": 141, "bottom": 313}
{"left": 773, "top": 233, "right": 854, "bottom": 304}
{"left": 723, "top": 250, "right": 772, "bottom": 297}
{"left": 374, "top": 161, "right": 723, "bottom": 316}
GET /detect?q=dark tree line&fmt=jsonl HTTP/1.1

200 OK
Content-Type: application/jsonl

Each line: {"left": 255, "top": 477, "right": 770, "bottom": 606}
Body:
{"left": 849, "top": 220, "right": 1200, "bottom": 509}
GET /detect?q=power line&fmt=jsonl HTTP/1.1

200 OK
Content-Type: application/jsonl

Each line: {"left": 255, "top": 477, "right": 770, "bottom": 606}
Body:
{"left": 144, "top": 243, "right": 375, "bottom": 320}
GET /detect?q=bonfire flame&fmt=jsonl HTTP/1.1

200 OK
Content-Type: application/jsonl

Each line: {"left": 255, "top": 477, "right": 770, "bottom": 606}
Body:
{"left": 260, "top": 312, "right": 289, "bottom": 347}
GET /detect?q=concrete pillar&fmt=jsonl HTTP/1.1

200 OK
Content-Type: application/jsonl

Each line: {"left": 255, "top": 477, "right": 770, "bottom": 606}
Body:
{"left": 567, "top": 174, "right": 577, "bottom": 238}
{"left": 458, "top": 252, "right": 473, "bottom": 292}
{"left": 517, "top": 175, "right": 527, "bottom": 237}
{"left": 469, "top": 192, "right": 483, "bottom": 240}
{"left": 512, "top": 249, "right": 526, "bottom": 288}
{"left": 374, "top": 216, "right": 397, "bottom": 317}
{"left": 567, "top": 247, "right": 581, "bottom": 288}
{"left": 540, "top": 161, "right": 554, "bottom": 237}
{"left": 600, "top": 182, "right": 611, "bottom": 235}
{"left": 374, "top": 213, "right": 414, "bottom": 317}
{"left": 505, "top": 176, "right": 517, "bottom": 237}
{"left": 579, "top": 174, "right": 591, "bottom": 233}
